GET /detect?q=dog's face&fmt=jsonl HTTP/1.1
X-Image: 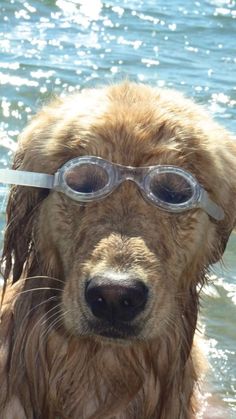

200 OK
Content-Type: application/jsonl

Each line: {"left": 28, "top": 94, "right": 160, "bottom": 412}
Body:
{"left": 4, "top": 83, "right": 236, "bottom": 343}
{"left": 41, "top": 187, "right": 207, "bottom": 342}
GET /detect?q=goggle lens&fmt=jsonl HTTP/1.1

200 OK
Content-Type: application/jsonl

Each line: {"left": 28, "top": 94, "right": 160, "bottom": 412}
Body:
{"left": 64, "top": 164, "right": 109, "bottom": 194}
{"left": 148, "top": 172, "right": 193, "bottom": 205}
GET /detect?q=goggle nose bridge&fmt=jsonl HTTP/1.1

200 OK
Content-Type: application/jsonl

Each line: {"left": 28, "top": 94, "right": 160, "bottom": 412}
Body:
{"left": 114, "top": 165, "right": 148, "bottom": 188}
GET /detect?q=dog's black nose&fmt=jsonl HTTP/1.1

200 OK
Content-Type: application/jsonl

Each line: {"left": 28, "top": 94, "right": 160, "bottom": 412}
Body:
{"left": 85, "top": 276, "right": 148, "bottom": 323}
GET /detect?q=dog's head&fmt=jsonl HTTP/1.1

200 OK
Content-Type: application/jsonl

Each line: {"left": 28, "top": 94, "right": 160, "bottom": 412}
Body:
{"left": 2, "top": 82, "right": 236, "bottom": 344}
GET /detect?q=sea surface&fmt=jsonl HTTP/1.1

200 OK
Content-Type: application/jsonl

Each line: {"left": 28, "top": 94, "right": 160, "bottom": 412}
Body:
{"left": 0, "top": 0, "right": 236, "bottom": 415}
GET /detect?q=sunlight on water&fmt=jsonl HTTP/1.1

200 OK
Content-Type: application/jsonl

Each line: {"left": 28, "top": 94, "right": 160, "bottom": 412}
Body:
{"left": 0, "top": 187, "right": 9, "bottom": 213}
{"left": 56, "top": 0, "right": 103, "bottom": 21}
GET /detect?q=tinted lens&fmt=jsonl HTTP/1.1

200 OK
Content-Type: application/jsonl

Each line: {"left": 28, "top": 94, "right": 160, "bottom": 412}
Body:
{"left": 149, "top": 172, "right": 193, "bottom": 204}
{"left": 64, "top": 163, "right": 109, "bottom": 194}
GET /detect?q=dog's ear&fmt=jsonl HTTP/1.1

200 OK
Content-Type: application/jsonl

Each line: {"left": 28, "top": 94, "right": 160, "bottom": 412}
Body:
{"left": 0, "top": 105, "right": 60, "bottom": 284}
{"left": 0, "top": 96, "right": 83, "bottom": 285}
{"left": 210, "top": 134, "right": 236, "bottom": 262}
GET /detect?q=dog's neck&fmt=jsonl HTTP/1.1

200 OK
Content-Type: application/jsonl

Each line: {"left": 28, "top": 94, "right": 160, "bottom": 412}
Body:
{"left": 1, "top": 281, "right": 199, "bottom": 419}
{"left": 8, "top": 313, "right": 197, "bottom": 417}
{"left": 45, "top": 332, "right": 198, "bottom": 418}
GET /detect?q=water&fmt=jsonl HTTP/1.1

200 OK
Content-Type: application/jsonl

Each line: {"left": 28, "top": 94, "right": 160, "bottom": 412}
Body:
{"left": 0, "top": 0, "right": 236, "bottom": 414}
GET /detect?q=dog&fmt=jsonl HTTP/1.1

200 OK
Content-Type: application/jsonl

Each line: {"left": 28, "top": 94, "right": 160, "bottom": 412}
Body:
{"left": 0, "top": 81, "right": 235, "bottom": 419}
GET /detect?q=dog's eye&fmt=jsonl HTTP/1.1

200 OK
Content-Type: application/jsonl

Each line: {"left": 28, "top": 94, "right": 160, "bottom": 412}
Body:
{"left": 64, "top": 164, "right": 109, "bottom": 193}
{"left": 149, "top": 173, "right": 193, "bottom": 204}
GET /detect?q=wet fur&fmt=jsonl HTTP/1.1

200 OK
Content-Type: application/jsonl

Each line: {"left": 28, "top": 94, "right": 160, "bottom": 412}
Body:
{"left": 0, "top": 82, "right": 236, "bottom": 418}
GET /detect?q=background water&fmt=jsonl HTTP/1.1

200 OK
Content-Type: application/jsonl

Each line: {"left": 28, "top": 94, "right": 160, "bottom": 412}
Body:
{"left": 0, "top": 0, "right": 235, "bottom": 415}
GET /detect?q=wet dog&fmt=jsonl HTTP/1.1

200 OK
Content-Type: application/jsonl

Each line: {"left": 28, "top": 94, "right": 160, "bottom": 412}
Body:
{"left": 0, "top": 82, "right": 235, "bottom": 418}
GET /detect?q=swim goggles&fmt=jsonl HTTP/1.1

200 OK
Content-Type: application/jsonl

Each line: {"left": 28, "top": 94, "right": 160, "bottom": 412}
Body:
{"left": 0, "top": 156, "right": 224, "bottom": 220}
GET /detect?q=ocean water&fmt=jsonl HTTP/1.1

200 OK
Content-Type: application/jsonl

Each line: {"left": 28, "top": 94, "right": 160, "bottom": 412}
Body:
{"left": 0, "top": 0, "right": 235, "bottom": 415}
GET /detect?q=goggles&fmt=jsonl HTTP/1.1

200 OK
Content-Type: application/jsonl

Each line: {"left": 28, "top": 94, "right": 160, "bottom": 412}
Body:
{"left": 0, "top": 156, "right": 224, "bottom": 220}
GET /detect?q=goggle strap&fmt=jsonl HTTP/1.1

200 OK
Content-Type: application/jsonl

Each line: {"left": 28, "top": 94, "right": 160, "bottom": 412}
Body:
{"left": 200, "top": 190, "right": 224, "bottom": 221}
{"left": 0, "top": 169, "right": 54, "bottom": 189}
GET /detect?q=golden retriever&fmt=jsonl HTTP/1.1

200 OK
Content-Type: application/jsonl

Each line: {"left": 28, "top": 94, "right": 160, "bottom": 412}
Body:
{"left": 0, "top": 82, "right": 235, "bottom": 419}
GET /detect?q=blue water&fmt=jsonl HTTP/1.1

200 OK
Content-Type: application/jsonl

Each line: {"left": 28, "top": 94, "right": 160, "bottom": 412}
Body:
{"left": 0, "top": 0, "right": 236, "bottom": 414}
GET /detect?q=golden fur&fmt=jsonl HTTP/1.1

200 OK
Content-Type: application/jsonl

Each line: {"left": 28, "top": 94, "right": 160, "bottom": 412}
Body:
{"left": 0, "top": 82, "right": 236, "bottom": 418}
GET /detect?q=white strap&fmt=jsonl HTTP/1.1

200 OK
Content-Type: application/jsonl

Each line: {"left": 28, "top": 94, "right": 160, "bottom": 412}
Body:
{"left": 0, "top": 169, "right": 54, "bottom": 189}
{"left": 200, "top": 189, "right": 224, "bottom": 221}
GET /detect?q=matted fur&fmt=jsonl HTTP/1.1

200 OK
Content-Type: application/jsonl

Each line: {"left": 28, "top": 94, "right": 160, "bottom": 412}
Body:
{"left": 0, "top": 82, "right": 236, "bottom": 419}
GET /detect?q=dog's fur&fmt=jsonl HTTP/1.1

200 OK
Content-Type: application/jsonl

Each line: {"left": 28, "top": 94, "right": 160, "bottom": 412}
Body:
{"left": 0, "top": 82, "right": 236, "bottom": 419}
